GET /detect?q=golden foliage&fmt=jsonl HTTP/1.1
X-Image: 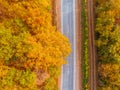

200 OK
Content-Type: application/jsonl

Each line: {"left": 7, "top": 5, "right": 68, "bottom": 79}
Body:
{"left": 98, "top": 64, "right": 120, "bottom": 89}
{"left": 0, "top": 0, "right": 71, "bottom": 89}
{"left": 95, "top": 0, "right": 120, "bottom": 89}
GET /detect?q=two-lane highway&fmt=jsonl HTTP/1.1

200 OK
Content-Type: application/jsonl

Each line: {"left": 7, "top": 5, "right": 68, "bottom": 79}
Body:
{"left": 61, "top": 0, "right": 76, "bottom": 90}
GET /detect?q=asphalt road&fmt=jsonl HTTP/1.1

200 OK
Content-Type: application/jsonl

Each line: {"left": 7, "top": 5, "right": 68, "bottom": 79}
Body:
{"left": 61, "top": 0, "right": 76, "bottom": 90}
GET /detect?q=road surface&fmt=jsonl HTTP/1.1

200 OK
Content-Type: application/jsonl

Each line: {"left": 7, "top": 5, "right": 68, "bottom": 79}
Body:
{"left": 88, "top": 0, "right": 97, "bottom": 90}
{"left": 87, "top": 0, "right": 97, "bottom": 90}
{"left": 60, "top": 0, "right": 97, "bottom": 90}
{"left": 61, "top": 0, "right": 76, "bottom": 90}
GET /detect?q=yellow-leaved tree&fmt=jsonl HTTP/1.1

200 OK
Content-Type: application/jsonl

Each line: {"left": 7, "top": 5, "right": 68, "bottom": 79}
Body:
{"left": 95, "top": 0, "right": 120, "bottom": 89}
{"left": 0, "top": 0, "right": 71, "bottom": 90}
